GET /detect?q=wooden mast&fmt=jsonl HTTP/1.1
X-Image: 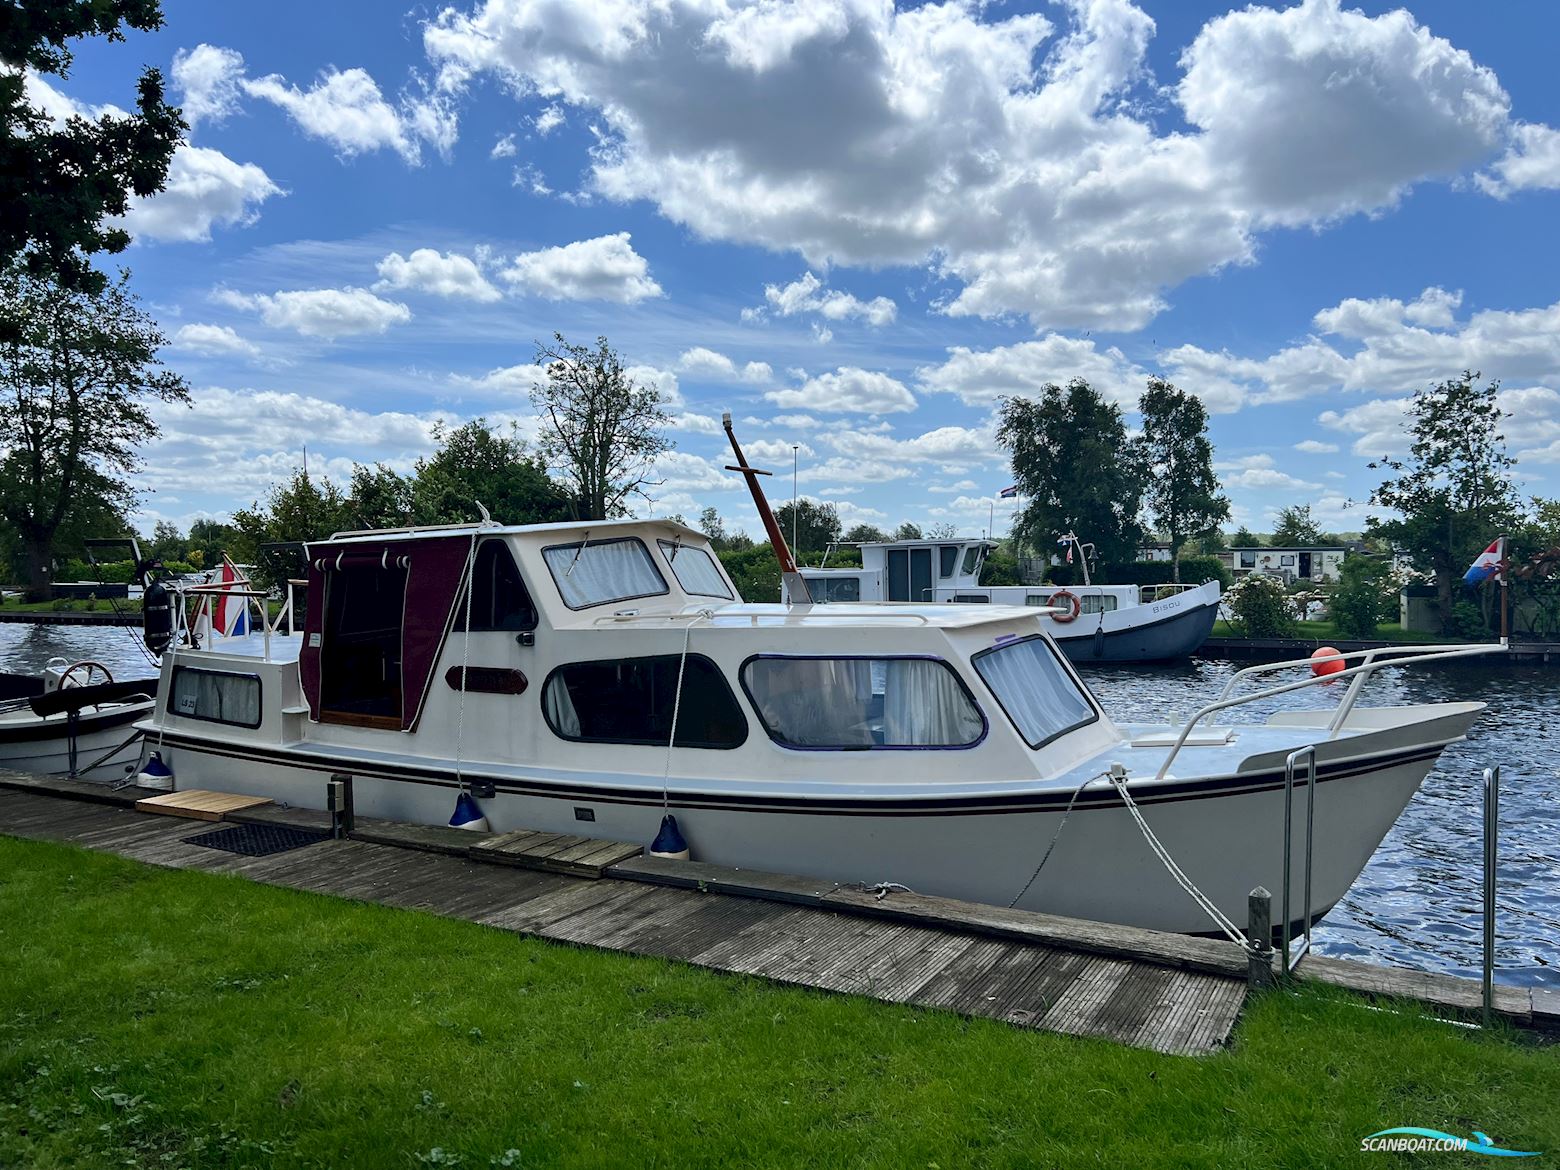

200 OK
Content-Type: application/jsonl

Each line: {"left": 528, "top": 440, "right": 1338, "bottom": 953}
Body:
{"left": 723, "top": 412, "right": 812, "bottom": 605}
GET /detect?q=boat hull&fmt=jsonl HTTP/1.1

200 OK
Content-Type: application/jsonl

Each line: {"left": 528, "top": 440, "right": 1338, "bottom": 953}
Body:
{"left": 1052, "top": 585, "right": 1221, "bottom": 664}
{"left": 0, "top": 701, "right": 152, "bottom": 780}
{"left": 149, "top": 708, "right": 1470, "bottom": 935}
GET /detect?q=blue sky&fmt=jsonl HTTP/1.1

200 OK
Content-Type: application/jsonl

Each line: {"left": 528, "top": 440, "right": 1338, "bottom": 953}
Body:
{"left": 44, "top": 0, "right": 1560, "bottom": 541}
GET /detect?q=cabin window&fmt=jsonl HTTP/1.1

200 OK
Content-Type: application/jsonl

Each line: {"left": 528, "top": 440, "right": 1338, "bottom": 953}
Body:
{"left": 468, "top": 540, "right": 537, "bottom": 630}
{"left": 168, "top": 667, "right": 261, "bottom": 729}
{"left": 1025, "top": 594, "right": 1047, "bottom": 607}
{"left": 1080, "top": 595, "right": 1119, "bottom": 615}
{"left": 543, "top": 537, "right": 668, "bottom": 610}
{"left": 972, "top": 636, "right": 1097, "bottom": 749}
{"left": 319, "top": 559, "right": 408, "bottom": 724}
{"left": 816, "top": 577, "right": 861, "bottom": 602}
{"left": 657, "top": 540, "right": 733, "bottom": 599}
{"left": 542, "top": 654, "right": 746, "bottom": 748}
{"left": 938, "top": 545, "right": 959, "bottom": 578}
{"left": 741, "top": 656, "right": 985, "bottom": 750}
{"left": 961, "top": 546, "right": 983, "bottom": 575}
{"left": 951, "top": 594, "right": 990, "bottom": 604}
{"left": 1239, "top": 550, "right": 1256, "bottom": 568}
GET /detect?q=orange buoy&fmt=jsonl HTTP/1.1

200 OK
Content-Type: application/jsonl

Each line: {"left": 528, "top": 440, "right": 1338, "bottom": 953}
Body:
{"left": 1311, "top": 646, "right": 1345, "bottom": 680}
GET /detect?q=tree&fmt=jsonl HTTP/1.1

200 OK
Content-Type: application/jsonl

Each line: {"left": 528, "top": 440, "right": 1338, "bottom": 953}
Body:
{"left": 347, "top": 463, "right": 414, "bottom": 531}
{"left": 229, "top": 468, "right": 353, "bottom": 589}
{"left": 410, "top": 419, "right": 570, "bottom": 526}
{"left": 997, "top": 379, "right": 1146, "bottom": 565}
{"left": 530, "top": 334, "right": 671, "bottom": 519}
{"left": 2, "top": 2, "right": 185, "bottom": 294}
{"left": 1368, "top": 372, "right": 1521, "bottom": 632}
{"left": 0, "top": 266, "right": 189, "bottom": 598}
{"left": 843, "top": 523, "right": 888, "bottom": 544}
{"left": 775, "top": 498, "right": 841, "bottom": 555}
{"left": 1136, "top": 378, "right": 1229, "bottom": 582}
{"left": 926, "top": 522, "right": 958, "bottom": 540}
{"left": 1231, "top": 526, "right": 1262, "bottom": 547}
{"left": 1270, "top": 504, "right": 1323, "bottom": 547}
{"left": 1331, "top": 555, "right": 1395, "bottom": 639}
{"left": 893, "top": 522, "right": 923, "bottom": 540}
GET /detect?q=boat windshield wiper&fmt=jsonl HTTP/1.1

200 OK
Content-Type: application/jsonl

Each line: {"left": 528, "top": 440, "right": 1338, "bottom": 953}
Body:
{"left": 564, "top": 533, "right": 588, "bottom": 578}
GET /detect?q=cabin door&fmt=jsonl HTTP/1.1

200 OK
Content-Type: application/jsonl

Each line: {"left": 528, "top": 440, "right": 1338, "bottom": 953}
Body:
{"left": 1298, "top": 552, "right": 1312, "bottom": 579}
{"left": 888, "top": 548, "right": 933, "bottom": 602}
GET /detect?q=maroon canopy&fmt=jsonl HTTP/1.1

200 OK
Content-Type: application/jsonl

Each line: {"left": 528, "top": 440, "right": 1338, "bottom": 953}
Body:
{"left": 300, "top": 534, "right": 473, "bottom": 731}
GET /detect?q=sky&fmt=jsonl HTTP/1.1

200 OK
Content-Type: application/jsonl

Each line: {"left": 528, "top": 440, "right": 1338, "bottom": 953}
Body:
{"left": 37, "top": 0, "right": 1560, "bottom": 543}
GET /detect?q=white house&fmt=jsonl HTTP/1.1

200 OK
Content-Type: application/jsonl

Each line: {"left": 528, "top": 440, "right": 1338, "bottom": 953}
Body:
{"left": 1219, "top": 545, "right": 1348, "bottom": 584}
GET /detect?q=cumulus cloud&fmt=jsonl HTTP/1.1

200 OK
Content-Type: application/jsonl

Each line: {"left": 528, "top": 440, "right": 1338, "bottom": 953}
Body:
{"left": 917, "top": 336, "right": 1155, "bottom": 409}
{"left": 534, "top": 104, "right": 565, "bottom": 135}
{"left": 172, "top": 44, "right": 246, "bottom": 127}
{"left": 423, "top": 0, "right": 1514, "bottom": 331}
{"left": 1321, "top": 385, "right": 1560, "bottom": 463}
{"left": 121, "top": 145, "right": 282, "bottom": 243}
{"left": 173, "top": 324, "right": 260, "bottom": 358}
{"left": 374, "top": 249, "right": 501, "bottom": 302}
{"left": 752, "top": 272, "right": 896, "bottom": 327}
{"left": 491, "top": 132, "right": 517, "bottom": 158}
{"left": 677, "top": 347, "right": 772, "bottom": 384}
{"left": 1293, "top": 439, "right": 1339, "bottom": 454}
{"left": 1478, "top": 123, "right": 1560, "bottom": 196}
{"left": 244, "top": 67, "right": 441, "bottom": 162}
{"left": 501, "top": 232, "right": 662, "bottom": 302}
{"left": 766, "top": 367, "right": 917, "bottom": 414}
{"left": 219, "top": 286, "right": 412, "bottom": 339}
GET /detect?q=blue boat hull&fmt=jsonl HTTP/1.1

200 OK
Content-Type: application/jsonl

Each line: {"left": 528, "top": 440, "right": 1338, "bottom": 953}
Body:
{"left": 1054, "top": 597, "right": 1220, "bottom": 663}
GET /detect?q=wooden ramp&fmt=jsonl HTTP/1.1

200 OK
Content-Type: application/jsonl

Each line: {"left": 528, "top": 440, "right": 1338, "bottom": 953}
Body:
{"left": 134, "top": 788, "right": 273, "bottom": 821}
{"left": 471, "top": 828, "right": 643, "bottom": 877}
{"left": 0, "top": 776, "right": 1248, "bottom": 1055}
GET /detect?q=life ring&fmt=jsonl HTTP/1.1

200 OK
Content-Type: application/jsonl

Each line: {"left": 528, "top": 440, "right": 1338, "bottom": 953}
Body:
{"left": 1049, "top": 590, "right": 1082, "bottom": 623}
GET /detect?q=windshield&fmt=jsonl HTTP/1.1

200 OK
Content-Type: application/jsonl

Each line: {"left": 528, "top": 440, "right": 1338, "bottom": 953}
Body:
{"left": 972, "top": 636, "right": 1096, "bottom": 748}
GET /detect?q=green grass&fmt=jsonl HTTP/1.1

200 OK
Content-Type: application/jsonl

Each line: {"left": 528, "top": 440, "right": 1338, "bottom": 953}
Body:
{"left": 0, "top": 596, "right": 142, "bottom": 614}
{"left": 1210, "top": 619, "right": 1458, "bottom": 644}
{"left": 2, "top": 838, "right": 1555, "bottom": 1169}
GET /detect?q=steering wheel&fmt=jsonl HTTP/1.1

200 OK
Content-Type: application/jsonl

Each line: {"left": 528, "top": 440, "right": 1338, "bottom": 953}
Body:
{"left": 58, "top": 660, "right": 114, "bottom": 690}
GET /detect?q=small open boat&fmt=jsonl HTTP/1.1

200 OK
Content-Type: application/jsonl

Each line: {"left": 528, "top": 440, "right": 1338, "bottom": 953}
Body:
{"left": 789, "top": 533, "right": 1220, "bottom": 663}
{"left": 0, "top": 659, "right": 156, "bottom": 779}
{"left": 121, "top": 418, "right": 1499, "bottom": 936}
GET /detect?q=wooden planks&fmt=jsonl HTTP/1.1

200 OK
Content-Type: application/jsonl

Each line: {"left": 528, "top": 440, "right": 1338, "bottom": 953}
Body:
{"left": 1296, "top": 954, "right": 1533, "bottom": 1022}
{"left": 134, "top": 788, "right": 273, "bottom": 822}
{"left": 469, "top": 827, "right": 642, "bottom": 877}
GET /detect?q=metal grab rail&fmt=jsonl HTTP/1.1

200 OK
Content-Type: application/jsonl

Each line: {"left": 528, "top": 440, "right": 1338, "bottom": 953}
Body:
{"left": 1281, "top": 746, "right": 1317, "bottom": 974}
{"left": 1483, "top": 765, "right": 1500, "bottom": 1026}
{"left": 1152, "top": 641, "right": 1506, "bottom": 782}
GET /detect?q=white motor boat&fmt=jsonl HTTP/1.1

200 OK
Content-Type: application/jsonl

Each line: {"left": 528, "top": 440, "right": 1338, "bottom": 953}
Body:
{"left": 0, "top": 658, "right": 156, "bottom": 779}
{"left": 127, "top": 496, "right": 1497, "bottom": 936}
{"left": 789, "top": 533, "right": 1221, "bottom": 663}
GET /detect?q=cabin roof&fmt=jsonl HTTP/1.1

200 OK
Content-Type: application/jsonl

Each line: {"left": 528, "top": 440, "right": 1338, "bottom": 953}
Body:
{"left": 854, "top": 537, "right": 997, "bottom": 550}
{"left": 584, "top": 602, "right": 1056, "bottom": 630}
{"left": 321, "top": 517, "right": 707, "bottom": 546}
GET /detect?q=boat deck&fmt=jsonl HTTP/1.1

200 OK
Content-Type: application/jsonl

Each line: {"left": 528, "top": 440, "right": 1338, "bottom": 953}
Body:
{"left": 0, "top": 772, "right": 1248, "bottom": 1056}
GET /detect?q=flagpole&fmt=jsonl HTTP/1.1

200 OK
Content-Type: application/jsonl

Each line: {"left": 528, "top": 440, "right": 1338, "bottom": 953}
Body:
{"left": 1499, "top": 534, "right": 1509, "bottom": 643}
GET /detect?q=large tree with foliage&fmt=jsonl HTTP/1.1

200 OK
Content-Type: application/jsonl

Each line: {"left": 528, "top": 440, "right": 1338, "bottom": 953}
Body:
{"left": 410, "top": 419, "right": 571, "bottom": 527}
{"left": 1270, "top": 504, "right": 1324, "bottom": 547}
{"left": 0, "top": 266, "right": 188, "bottom": 598}
{"left": 1368, "top": 372, "right": 1521, "bottom": 632}
{"left": 997, "top": 379, "right": 1146, "bottom": 566}
{"left": 1136, "top": 378, "right": 1228, "bottom": 581}
{"left": 530, "top": 334, "right": 671, "bottom": 519}
{"left": 843, "top": 523, "right": 888, "bottom": 544}
{"left": 2, "top": 1, "right": 184, "bottom": 294}
{"left": 775, "top": 498, "right": 841, "bottom": 556}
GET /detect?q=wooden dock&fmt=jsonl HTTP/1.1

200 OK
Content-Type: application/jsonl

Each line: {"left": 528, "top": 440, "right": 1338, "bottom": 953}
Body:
{"left": 0, "top": 774, "right": 1249, "bottom": 1055}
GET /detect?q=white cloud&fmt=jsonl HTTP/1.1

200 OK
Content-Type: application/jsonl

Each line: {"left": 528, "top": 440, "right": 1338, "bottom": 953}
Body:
{"left": 501, "top": 232, "right": 662, "bottom": 302}
{"left": 1320, "top": 385, "right": 1560, "bottom": 464}
{"left": 121, "top": 145, "right": 282, "bottom": 243}
{"left": 491, "top": 133, "right": 517, "bottom": 158}
{"left": 220, "top": 286, "right": 412, "bottom": 339}
{"left": 244, "top": 68, "right": 423, "bottom": 162}
{"left": 1479, "top": 122, "right": 1560, "bottom": 196}
{"left": 917, "top": 336, "right": 1154, "bottom": 409}
{"left": 374, "top": 249, "right": 501, "bottom": 302}
{"left": 172, "top": 324, "right": 260, "bottom": 358}
{"left": 756, "top": 272, "right": 896, "bottom": 327}
{"left": 1293, "top": 439, "right": 1339, "bottom": 454}
{"left": 534, "top": 104, "right": 565, "bottom": 135}
{"left": 824, "top": 424, "right": 994, "bottom": 467}
{"left": 766, "top": 367, "right": 916, "bottom": 414}
{"left": 172, "top": 44, "right": 246, "bottom": 127}
{"left": 676, "top": 347, "right": 772, "bottom": 384}
{"left": 1223, "top": 467, "right": 1322, "bottom": 493}
{"left": 424, "top": 0, "right": 1514, "bottom": 331}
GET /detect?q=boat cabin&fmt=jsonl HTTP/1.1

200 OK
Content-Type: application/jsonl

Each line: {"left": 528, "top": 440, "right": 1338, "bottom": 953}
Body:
{"left": 790, "top": 537, "right": 998, "bottom": 604}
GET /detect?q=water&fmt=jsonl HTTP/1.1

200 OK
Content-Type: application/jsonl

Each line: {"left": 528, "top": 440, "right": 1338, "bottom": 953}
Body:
{"left": 2, "top": 623, "right": 1555, "bottom": 987}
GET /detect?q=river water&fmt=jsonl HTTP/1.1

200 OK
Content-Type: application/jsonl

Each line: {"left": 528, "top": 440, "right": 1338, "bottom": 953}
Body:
{"left": 2, "top": 623, "right": 1555, "bottom": 988}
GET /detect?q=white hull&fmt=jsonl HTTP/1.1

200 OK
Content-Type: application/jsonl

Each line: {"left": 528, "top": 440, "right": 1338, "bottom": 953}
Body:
{"left": 155, "top": 711, "right": 1462, "bottom": 935}
{"left": 0, "top": 704, "right": 151, "bottom": 780}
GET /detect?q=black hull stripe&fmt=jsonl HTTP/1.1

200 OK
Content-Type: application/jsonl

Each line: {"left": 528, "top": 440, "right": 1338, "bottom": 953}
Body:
{"left": 156, "top": 731, "right": 1446, "bottom": 818}
{"left": 0, "top": 703, "right": 150, "bottom": 745}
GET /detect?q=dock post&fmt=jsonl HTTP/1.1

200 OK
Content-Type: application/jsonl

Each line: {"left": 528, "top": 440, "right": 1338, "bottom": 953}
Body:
{"left": 328, "top": 774, "right": 355, "bottom": 839}
{"left": 1482, "top": 765, "right": 1500, "bottom": 1028}
{"left": 1247, "top": 887, "right": 1275, "bottom": 990}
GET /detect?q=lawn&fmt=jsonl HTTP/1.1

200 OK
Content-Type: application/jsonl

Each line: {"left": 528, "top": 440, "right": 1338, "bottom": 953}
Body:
{"left": 2, "top": 837, "right": 1555, "bottom": 1169}
{"left": 0, "top": 596, "right": 142, "bottom": 615}
{"left": 1209, "top": 619, "right": 1459, "bottom": 644}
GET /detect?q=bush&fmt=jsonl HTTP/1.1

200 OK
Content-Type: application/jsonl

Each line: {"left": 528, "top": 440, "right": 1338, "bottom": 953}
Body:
{"left": 1045, "top": 563, "right": 1077, "bottom": 586}
{"left": 1330, "top": 556, "right": 1394, "bottom": 639}
{"left": 50, "top": 597, "right": 73, "bottom": 612}
{"left": 980, "top": 551, "right": 1021, "bottom": 586}
{"left": 1097, "top": 556, "right": 1231, "bottom": 589}
{"left": 1450, "top": 598, "right": 1492, "bottom": 640}
{"left": 718, "top": 546, "right": 781, "bottom": 603}
{"left": 1178, "top": 554, "right": 1232, "bottom": 590}
{"left": 1225, "top": 574, "right": 1297, "bottom": 639}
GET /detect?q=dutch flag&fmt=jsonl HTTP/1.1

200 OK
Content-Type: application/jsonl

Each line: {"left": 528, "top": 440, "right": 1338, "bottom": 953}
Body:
{"left": 1463, "top": 538, "right": 1505, "bottom": 588}
{"left": 999, "top": 485, "right": 1019, "bottom": 499}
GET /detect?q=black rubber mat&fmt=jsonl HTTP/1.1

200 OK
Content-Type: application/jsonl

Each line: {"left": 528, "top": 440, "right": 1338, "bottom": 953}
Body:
{"left": 183, "top": 823, "right": 329, "bottom": 857}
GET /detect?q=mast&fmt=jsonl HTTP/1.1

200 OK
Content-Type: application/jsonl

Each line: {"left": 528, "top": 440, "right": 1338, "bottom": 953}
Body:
{"left": 723, "top": 413, "right": 812, "bottom": 605}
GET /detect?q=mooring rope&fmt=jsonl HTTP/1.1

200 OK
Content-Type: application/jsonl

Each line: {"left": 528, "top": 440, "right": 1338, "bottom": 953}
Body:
{"left": 1008, "top": 769, "right": 1110, "bottom": 908}
{"left": 451, "top": 532, "right": 480, "bottom": 795}
{"left": 661, "top": 609, "right": 714, "bottom": 810}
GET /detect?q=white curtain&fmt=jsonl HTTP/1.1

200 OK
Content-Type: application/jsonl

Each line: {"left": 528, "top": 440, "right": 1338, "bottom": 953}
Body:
{"left": 975, "top": 640, "right": 1093, "bottom": 745}
{"left": 881, "top": 659, "right": 982, "bottom": 745}
{"left": 746, "top": 659, "right": 873, "bottom": 746}
{"left": 172, "top": 670, "right": 260, "bottom": 727}
{"left": 543, "top": 675, "right": 582, "bottom": 737}
{"left": 659, "top": 541, "right": 732, "bottom": 599}
{"left": 544, "top": 540, "right": 666, "bottom": 608}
